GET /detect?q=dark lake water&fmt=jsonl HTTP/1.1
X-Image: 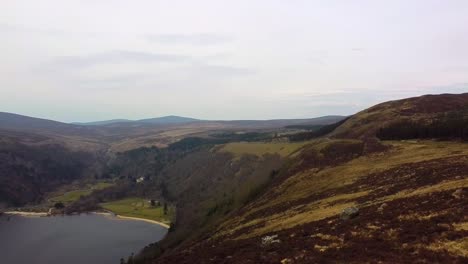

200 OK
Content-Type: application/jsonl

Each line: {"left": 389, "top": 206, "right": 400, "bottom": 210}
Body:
{"left": 0, "top": 214, "right": 167, "bottom": 264}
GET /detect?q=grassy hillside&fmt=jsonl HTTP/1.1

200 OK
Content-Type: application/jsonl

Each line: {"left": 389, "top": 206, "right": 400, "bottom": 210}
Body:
{"left": 156, "top": 139, "right": 468, "bottom": 263}
{"left": 151, "top": 94, "right": 468, "bottom": 264}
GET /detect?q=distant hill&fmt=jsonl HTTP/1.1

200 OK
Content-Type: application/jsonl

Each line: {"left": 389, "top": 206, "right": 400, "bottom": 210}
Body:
{"left": 0, "top": 112, "right": 73, "bottom": 131}
{"left": 72, "top": 119, "right": 132, "bottom": 126}
{"left": 0, "top": 112, "right": 98, "bottom": 137}
{"left": 138, "top": 115, "right": 200, "bottom": 124}
{"left": 70, "top": 115, "right": 346, "bottom": 129}
{"left": 74, "top": 116, "right": 200, "bottom": 126}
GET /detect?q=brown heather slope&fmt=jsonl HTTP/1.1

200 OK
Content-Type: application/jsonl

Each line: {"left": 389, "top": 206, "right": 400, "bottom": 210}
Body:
{"left": 154, "top": 94, "right": 468, "bottom": 264}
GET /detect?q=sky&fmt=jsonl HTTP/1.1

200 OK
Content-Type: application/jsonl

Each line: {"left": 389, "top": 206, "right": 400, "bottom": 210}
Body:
{"left": 1, "top": 0, "right": 468, "bottom": 122}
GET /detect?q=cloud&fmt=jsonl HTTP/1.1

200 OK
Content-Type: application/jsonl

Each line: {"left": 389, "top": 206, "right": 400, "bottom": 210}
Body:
{"left": 351, "top": 48, "right": 365, "bottom": 52}
{"left": 1, "top": 23, "right": 233, "bottom": 46}
{"left": 146, "top": 33, "right": 232, "bottom": 45}
{"left": 48, "top": 50, "right": 191, "bottom": 68}
{"left": 191, "top": 64, "right": 255, "bottom": 76}
{"left": 0, "top": 23, "right": 67, "bottom": 37}
{"left": 73, "top": 73, "right": 151, "bottom": 90}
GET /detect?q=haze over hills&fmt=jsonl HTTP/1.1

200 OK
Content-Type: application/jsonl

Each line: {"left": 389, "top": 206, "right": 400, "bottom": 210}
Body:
{"left": 72, "top": 116, "right": 200, "bottom": 126}
{"left": 72, "top": 115, "right": 345, "bottom": 128}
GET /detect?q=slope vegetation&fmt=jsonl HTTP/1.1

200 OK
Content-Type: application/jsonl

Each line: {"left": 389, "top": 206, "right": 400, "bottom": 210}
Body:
{"left": 153, "top": 93, "right": 468, "bottom": 263}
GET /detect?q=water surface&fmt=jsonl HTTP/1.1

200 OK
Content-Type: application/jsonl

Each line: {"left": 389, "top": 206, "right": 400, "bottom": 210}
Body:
{"left": 0, "top": 214, "right": 167, "bottom": 264}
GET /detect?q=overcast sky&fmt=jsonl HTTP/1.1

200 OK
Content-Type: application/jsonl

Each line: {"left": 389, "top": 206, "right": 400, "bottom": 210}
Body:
{"left": 1, "top": 0, "right": 467, "bottom": 122}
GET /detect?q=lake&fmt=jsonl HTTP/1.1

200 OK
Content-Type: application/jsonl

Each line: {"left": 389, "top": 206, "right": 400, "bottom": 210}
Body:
{"left": 0, "top": 213, "right": 167, "bottom": 264}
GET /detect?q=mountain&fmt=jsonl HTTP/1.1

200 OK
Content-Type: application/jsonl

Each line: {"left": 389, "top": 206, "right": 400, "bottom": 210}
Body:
{"left": 138, "top": 115, "right": 200, "bottom": 124}
{"left": 0, "top": 112, "right": 94, "bottom": 136}
{"left": 72, "top": 115, "right": 346, "bottom": 128}
{"left": 72, "top": 119, "right": 132, "bottom": 126}
{"left": 143, "top": 93, "right": 468, "bottom": 263}
{"left": 73, "top": 116, "right": 200, "bottom": 126}
{"left": 3, "top": 94, "right": 467, "bottom": 263}
{"left": 0, "top": 112, "right": 346, "bottom": 207}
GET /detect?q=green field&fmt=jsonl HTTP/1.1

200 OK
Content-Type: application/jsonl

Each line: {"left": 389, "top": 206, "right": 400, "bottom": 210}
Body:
{"left": 50, "top": 182, "right": 114, "bottom": 203}
{"left": 100, "top": 197, "right": 175, "bottom": 224}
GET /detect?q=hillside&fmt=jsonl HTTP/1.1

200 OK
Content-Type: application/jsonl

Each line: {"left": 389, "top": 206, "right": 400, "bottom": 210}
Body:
{"left": 149, "top": 93, "right": 468, "bottom": 263}
{"left": 0, "top": 134, "right": 99, "bottom": 206}
{"left": 0, "top": 113, "right": 341, "bottom": 208}
{"left": 330, "top": 93, "right": 468, "bottom": 139}
{"left": 0, "top": 112, "right": 100, "bottom": 138}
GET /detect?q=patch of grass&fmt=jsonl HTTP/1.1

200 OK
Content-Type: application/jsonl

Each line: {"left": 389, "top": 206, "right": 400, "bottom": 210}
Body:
{"left": 219, "top": 142, "right": 307, "bottom": 157}
{"left": 50, "top": 182, "right": 114, "bottom": 203}
{"left": 428, "top": 238, "right": 468, "bottom": 257}
{"left": 100, "top": 197, "right": 175, "bottom": 224}
{"left": 379, "top": 178, "right": 468, "bottom": 202}
{"left": 454, "top": 222, "right": 468, "bottom": 231}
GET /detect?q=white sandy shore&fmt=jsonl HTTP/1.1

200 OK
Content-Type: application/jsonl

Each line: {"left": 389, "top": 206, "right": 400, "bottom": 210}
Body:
{"left": 114, "top": 215, "right": 170, "bottom": 228}
{"left": 3, "top": 210, "right": 170, "bottom": 229}
{"left": 91, "top": 211, "right": 170, "bottom": 228}
{"left": 4, "top": 211, "right": 49, "bottom": 217}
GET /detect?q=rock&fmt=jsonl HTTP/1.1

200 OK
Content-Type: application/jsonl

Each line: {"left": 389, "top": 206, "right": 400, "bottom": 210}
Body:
{"left": 340, "top": 207, "right": 359, "bottom": 220}
{"left": 452, "top": 189, "right": 463, "bottom": 199}
{"left": 281, "top": 258, "right": 293, "bottom": 264}
{"left": 377, "top": 203, "right": 388, "bottom": 212}
{"left": 261, "top": 234, "right": 281, "bottom": 246}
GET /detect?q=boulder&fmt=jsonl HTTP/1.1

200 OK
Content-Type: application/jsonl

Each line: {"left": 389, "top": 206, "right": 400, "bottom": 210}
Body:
{"left": 261, "top": 234, "right": 280, "bottom": 246}
{"left": 377, "top": 203, "right": 388, "bottom": 213}
{"left": 452, "top": 189, "right": 463, "bottom": 199}
{"left": 340, "top": 207, "right": 359, "bottom": 220}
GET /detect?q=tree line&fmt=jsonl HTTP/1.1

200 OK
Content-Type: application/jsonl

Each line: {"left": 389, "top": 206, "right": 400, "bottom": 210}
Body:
{"left": 288, "top": 117, "right": 350, "bottom": 141}
{"left": 376, "top": 111, "right": 468, "bottom": 141}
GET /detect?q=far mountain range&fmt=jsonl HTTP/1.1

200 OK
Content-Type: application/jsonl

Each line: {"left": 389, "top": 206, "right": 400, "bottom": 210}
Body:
{"left": 71, "top": 115, "right": 345, "bottom": 127}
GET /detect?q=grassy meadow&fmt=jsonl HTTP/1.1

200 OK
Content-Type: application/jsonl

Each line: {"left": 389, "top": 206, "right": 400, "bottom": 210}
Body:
{"left": 100, "top": 197, "right": 175, "bottom": 224}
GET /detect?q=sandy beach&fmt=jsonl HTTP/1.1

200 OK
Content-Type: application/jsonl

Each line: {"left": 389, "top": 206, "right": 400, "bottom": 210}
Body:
{"left": 90, "top": 211, "right": 170, "bottom": 228}
{"left": 4, "top": 211, "right": 49, "bottom": 217}
{"left": 4, "top": 210, "right": 170, "bottom": 229}
{"left": 114, "top": 215, "right": 170, "bottom": 229}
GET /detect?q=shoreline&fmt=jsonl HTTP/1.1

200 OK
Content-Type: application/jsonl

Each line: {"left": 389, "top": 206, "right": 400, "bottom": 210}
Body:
{"left": 90, "top": 211, "right": 170, "bottom": 229}
{"left": 3, "top": 210, "right": 170, "bottom": 229}
{"left": 4, "top": 211, "right": 49, "bottom": 217}
{"left": 113, "top": 214, "right": 170, "bottom": 229}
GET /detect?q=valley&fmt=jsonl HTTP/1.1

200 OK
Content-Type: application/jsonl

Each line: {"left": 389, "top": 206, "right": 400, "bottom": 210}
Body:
{"left": 0, "top": 94, "right": 467, "bottom": 264}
